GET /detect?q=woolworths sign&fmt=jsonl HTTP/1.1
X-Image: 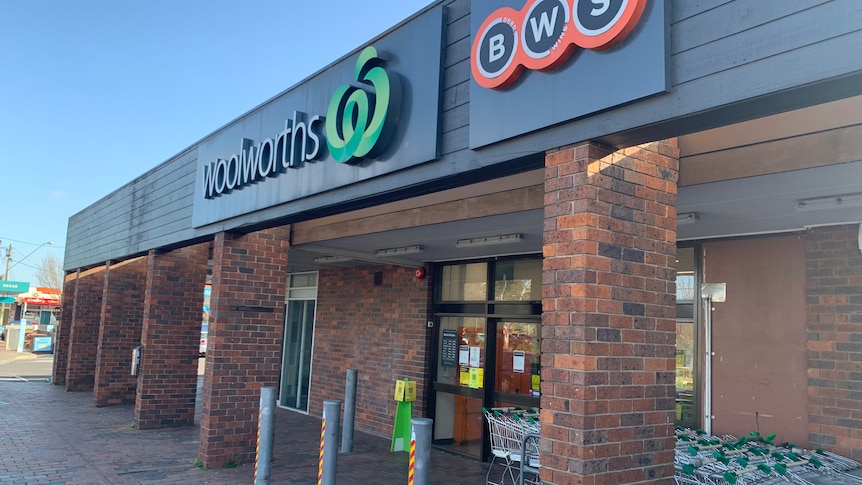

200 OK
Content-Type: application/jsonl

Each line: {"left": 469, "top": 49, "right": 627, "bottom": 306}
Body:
{"left": 201, "top": 46, "right": 401, "bottom": 200}
{"left": 191, "top": 7, "right": 442, "bottom": 228}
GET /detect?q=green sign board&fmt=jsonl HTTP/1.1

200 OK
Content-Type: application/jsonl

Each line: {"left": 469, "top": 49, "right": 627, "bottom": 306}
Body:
{"left": 0, "top": 296, "right": 14, "bottom": 303}
{"left": 0, "top": 280, "right": 29, "bottom": 293}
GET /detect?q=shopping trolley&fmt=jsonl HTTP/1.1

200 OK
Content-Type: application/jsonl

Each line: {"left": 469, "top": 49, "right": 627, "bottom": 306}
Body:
{"left": 519, "top": 432, "right": 541, "bottom": 485}
{"left": 674, "top": 428, "right": 862, "bottom": 484}
{"left": 483, "top": 407, "right": 541, "bottom": 485}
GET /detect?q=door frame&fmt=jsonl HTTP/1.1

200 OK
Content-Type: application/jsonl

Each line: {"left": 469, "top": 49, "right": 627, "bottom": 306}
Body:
{"left": 427, "top": 255, "right": 542, "bottom": 460}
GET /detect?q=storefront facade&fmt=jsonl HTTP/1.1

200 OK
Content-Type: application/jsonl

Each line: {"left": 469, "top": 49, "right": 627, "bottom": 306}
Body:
{"left": 58, "top": 1, "right": 862, "bottom": 483}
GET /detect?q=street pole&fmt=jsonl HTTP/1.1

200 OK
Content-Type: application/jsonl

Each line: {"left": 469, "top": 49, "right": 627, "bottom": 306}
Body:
{"left": 16, "top": 301, "right": 27, "bottom": 353}
{"left": 2, "top": 243, "right": 11, "bottom": 325}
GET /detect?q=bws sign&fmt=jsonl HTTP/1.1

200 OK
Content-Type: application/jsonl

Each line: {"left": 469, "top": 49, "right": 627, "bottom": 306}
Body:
{"left": 472, "top": 0, "right": 647, "bottom": 89}
{"left": 468, "top": 0, "right": 667, "bottom": 148}
{"left": 201, "top": 47, "right": 399, "bottom": 199}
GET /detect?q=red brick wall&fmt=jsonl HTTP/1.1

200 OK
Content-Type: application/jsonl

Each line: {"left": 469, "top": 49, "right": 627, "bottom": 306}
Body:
{"left": 807, "top": 224, "right": 862, "bottom": 461}
{"left": 94, "top": 257, "right": 147, "bottom": 407}
{"left": 53, "top": 271, "right": 77, "bottom": 386}
{"left": 542, "top": 140, "right": 679, "bottom": 484}
{"left": 311, "top": 265, "right": 432, "bottom": 438}
{"left": 65, "top": 266, "right": 106, "bottom": 391}
{"left": 135, "top": 245, "right": 208, "bottom": 429}
{"left": 199, "top": 228, "right": 289, "bottom": 468}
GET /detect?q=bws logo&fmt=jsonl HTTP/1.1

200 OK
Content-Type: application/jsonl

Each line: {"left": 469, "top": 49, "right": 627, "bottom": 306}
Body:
{"left": 202, "top": 46, "right": 400, "bottom": 199}
{"left": 326, "top": 46, "right": 401, "bottom": 163}
{"left": 472, "top": 0, "right": 647, "bottom": 89}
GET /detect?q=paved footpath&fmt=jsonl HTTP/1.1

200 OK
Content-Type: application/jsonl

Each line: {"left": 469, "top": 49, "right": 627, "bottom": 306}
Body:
{"left": 0, "top": 350, "right": 487, "bottom": 484}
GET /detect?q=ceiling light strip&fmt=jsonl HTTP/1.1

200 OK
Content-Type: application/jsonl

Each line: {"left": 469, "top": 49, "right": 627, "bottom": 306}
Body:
{"left": 796, "top": 193, "right": 862, "bottom": 212}
{"left": 374, "top": 245, "right": 424, "bottom": 256}
{"left": 455, "top": 233, "right": 522, "bottom": 248}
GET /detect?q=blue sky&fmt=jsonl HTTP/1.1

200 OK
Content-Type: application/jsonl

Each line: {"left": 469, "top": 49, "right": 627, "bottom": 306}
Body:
{"left": 0, "top": 0, "right": 429, "bottom": 285}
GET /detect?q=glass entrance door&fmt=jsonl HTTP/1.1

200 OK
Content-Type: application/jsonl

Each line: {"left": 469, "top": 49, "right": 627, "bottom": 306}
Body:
{"left": 493, "top": 321, "right": 541, "bottom": 406}
{"left": 279, "top": 272, "right": 318, "bottom": 412}
{"left": 431, "top": 257, "right": 542, "bottom": 459}
{"left": 433, "top": 316, "right": 486, "bottom": 457}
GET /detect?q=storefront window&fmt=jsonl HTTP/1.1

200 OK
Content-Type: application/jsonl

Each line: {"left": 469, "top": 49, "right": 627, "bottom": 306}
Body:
{"left": 493, "top": 259, "right": 541, "bottom": 301}
{"left": 440, "top": 263, "right": 487, "bottom": 301}
{"left": 280, "top": 272, "right": 318, "bottom": 412}
{"left": 675, "top": 246, "right": 697, "bottom": 427}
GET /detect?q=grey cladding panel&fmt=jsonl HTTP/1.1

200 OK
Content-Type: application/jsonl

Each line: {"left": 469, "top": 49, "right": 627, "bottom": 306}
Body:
{"left": 443, "top": 80, "right": 469, "bottom": 111}
{"left": 671, "top": 0, "right": 733, "bottom": 23}
{"left": 671, "top": 0, "right": 832, "bottom": 52}
{"left": 446, "top": 10, "right": 472, "bottom": 46}
{"left": 673, "top": 1, "right": 857, "bottom": 85}
{"left": 64, "top": 151, "right": 198, "bottom": 270}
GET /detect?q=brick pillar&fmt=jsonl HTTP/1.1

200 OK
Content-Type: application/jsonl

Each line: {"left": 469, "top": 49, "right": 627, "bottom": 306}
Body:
{"left": 542, "top": 140, "right": 679, "bottom": 485}
{"left": 65, "top": 266, "right": 107, "bottom": 391}
{"left": 53, "top": 271, "right": 77, "bottom": 386}
{"left": 198, "top": 227, "right": 289, "bottom": 468}
{"left": 134, "top": 244, "right": 208, "bottom": 429}
{"left": 94, "top": 257, "right": 147, "bottom": 407}
{"left": 806, "top": 224, "right": 862, "bottom": 461}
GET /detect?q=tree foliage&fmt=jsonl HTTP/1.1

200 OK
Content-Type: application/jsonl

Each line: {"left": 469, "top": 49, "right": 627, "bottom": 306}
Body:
{"left": 35, "top": 253, "right": 64, "bottom": 297}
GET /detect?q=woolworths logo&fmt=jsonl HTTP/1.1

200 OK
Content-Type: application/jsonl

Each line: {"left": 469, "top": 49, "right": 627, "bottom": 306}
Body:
{"left": 201, "top": 46, "right": 401, "bottom": 199}
{"left": 326, "top": 46, "right": 401, "bottom": 163}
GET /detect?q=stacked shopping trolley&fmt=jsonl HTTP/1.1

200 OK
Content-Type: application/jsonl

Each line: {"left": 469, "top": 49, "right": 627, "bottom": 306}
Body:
{"left": 675, "top": 428, "right": 862, "bottom": 484}
{"left": 483, "top": 407, "right": 542, "bottom": 485}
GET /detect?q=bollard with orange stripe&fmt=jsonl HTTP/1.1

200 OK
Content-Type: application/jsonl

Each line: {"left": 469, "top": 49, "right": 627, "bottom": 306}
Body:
{"left": 318, "top": 407, "right": 326, "bottom": 485}
{"left": 255, "top": 386, "right": 275, "bottom": 485}
{"left": 408, "top": 427, "right": 416, "bottom": 485}
{"left": 409, "top": 418, "right": 432, "bottom": 485}
{"left": 319, "top": 400, "right": 341, "bottom": 485}
{"left": 255, "top": 403, "right": 263, "bottom": 483}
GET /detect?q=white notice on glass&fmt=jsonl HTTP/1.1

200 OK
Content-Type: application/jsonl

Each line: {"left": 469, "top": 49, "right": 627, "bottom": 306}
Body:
{"left": 459, "top": 346, "right": 469, "bottom": 366}
{"left": 513, "top": 350, "right": 525, "bottom": 373}
{"left": 469, "top": 346, "right": 481, "bottom": 367}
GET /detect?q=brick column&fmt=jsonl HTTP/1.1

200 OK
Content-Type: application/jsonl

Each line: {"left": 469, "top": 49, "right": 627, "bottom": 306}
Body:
{"left": 542, "top": 140, "right": 679, "bottom": 484}
{"left": 65, "top": 266, "right": 107, "bottom": 391}
{"left": 135, "top": 244, "right": 208, "bottom": 429}
{"left": 94, "top": 257, "right": 147, "bottom": 407}
{"left": 806, "top": 224, "right": 862, "bottom": 461}
{"left": 198, "top": 227, "right": 289, "bottom": 468}
{"left": 53, "top": 271, "right": 77, "bottom": 386}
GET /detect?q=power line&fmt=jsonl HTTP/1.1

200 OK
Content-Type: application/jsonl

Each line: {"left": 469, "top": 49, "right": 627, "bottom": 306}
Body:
{"left": 0, "top": 236, "right": 64, "bottom": 249}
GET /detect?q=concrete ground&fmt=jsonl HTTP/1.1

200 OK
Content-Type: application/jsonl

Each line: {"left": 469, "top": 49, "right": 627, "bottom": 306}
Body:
{"left": 0, "top": 348, "right": 488, "bottom": 484}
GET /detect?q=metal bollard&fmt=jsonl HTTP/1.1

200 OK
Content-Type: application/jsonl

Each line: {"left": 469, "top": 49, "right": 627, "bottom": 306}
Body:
{"left": 255, "top": 386, "right": 276, "bottom": 485}
{"left": 342, "top": 369, "right": 358, "bottom": 453}
{"left": 409, "top": 418, "right": 432, "bottom": 485}
{"left": 321, "top": 400, "right": 342, "bottom": 485}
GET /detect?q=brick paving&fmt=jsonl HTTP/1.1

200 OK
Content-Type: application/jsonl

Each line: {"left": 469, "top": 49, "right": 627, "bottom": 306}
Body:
{"left": 0, "top": 351, "right": 487, "bottom": 484}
